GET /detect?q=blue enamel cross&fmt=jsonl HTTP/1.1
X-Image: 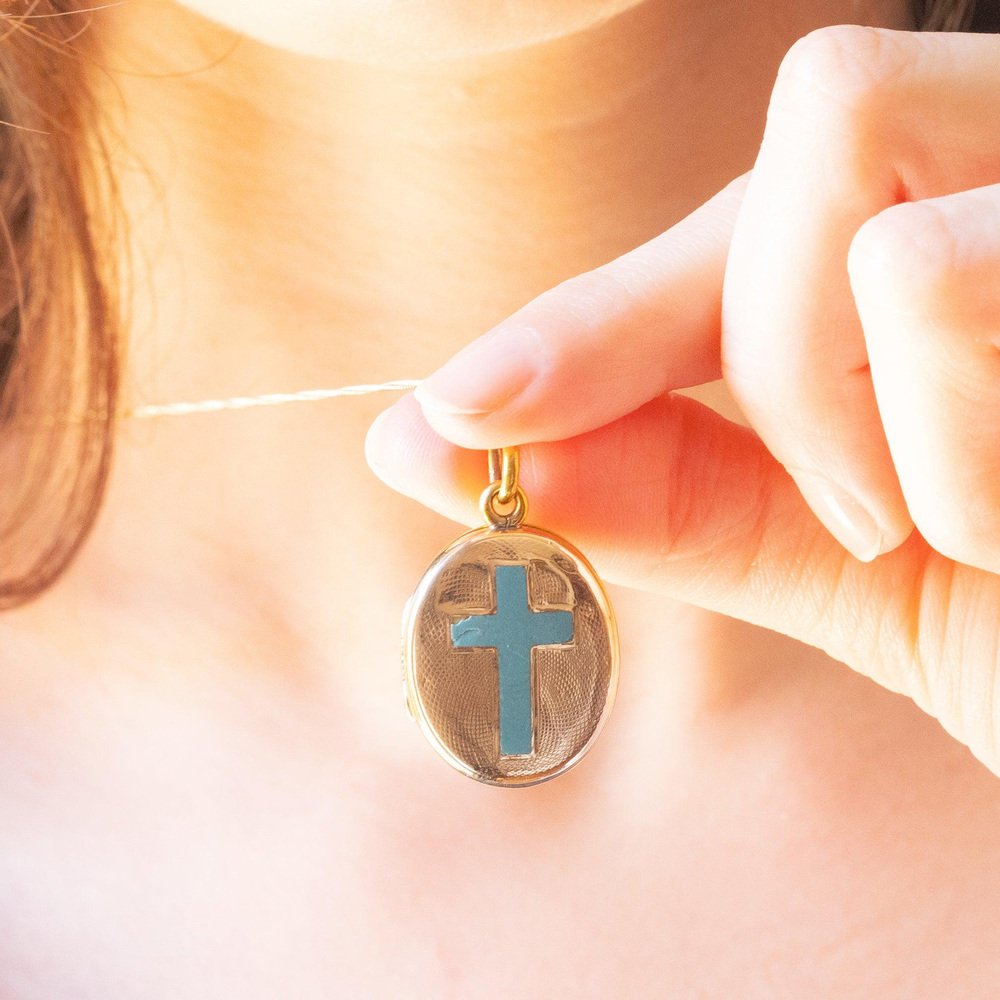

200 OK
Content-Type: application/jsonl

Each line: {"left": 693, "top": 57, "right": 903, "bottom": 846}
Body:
{"left": 450, "top": 563, "right": 574, "bottom": 756}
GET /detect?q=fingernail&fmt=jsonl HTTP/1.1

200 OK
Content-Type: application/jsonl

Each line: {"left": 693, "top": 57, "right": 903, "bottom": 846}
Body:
{"left": 793, "top": 470, "right": 885, "bottom": 562}
{"left": 414, "top": 324, "right": 541, "bottom": 417}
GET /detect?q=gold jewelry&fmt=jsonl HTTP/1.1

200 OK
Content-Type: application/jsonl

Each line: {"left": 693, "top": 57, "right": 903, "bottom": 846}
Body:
{"left": 124, "top": 380, "right": 422, "bottom": 419}
{"left": 121, "top": 380, "right": 622, "bottom": 788}
{"left": 402, "top": 445, "right": 620, "bottom": 788}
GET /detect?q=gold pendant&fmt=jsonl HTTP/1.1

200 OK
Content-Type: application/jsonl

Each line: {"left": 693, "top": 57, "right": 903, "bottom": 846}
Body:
{"left": 402, "top": 446, "right": 620, "bottom": 787}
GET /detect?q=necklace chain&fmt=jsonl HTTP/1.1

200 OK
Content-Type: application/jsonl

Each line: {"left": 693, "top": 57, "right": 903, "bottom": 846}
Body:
{"left": 125, "top": 378, "right": 422, "bottom": 419}
{"left": 21, "top": 379, "right": 423, "bottom": 428}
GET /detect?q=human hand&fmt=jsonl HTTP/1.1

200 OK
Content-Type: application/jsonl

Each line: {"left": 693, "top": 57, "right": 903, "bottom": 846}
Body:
{"left": 364, "top": 25, "right": 1000, "bottom": 776}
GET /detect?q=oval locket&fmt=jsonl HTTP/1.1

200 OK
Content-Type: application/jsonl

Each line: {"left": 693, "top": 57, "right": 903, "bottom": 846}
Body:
{"left": 401, "top": 448, "right": 620, "bottom": 788}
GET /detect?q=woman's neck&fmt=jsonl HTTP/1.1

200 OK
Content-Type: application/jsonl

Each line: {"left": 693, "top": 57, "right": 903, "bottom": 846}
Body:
{"left": 94, "top": 0, "right": 807, "bottom": 403}
{"left": 37, "top": 0, "right": 909, "bottom": 698}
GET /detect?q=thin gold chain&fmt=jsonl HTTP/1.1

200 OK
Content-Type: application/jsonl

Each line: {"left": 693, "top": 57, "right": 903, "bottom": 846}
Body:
{"left": 19, "top": 379, "right": 424, "bottom": 428}
{"left": 124, "top": 379, "right": 423, "bottom": 419}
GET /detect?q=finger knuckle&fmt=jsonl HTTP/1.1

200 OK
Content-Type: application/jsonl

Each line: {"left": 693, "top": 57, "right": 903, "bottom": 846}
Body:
{"left": 848, "top": 200, "right": 964, "bottom": 325}
{"left": 847, "top": 202, "right": 956, "bottom": 307}
{"left": 573, "top": 267, "right": 627, "bottom": 312}
{"left": 769, "top": 24, "right": 903, "bottom": 152}
{"left": 774, "top": 24, "right": 896, "bottom": 109}
{"left": 542, "top": 266, "right": 636, "bottom": 329}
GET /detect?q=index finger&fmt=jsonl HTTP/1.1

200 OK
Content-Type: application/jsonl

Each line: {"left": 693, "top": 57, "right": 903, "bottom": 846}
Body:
{"left": 412, "top": 171, "right": 750, "bottom": 449}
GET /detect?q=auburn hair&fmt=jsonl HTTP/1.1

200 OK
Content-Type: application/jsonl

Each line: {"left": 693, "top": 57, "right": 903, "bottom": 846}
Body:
{"left": 0, "top": 2, "right": 122, "bottom": 610}
{"left": 0, "top": 1, "right": 997, "bottom": 610}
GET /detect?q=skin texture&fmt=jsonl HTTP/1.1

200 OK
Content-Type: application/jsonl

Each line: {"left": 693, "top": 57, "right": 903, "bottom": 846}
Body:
{"left": 5, "top": 0, "right": 1000, "bottom": 997}
{"left": 175, "top": 0, "right": 652, "bottom": 63}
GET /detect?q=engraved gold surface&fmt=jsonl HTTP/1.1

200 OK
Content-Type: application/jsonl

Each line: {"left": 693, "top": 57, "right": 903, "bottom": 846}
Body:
{"left": 402, "top": 524, "right": 619, "bottom": 787}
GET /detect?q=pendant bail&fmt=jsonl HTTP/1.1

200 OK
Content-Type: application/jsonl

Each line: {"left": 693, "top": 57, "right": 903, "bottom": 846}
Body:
{"left": 483, "top": 446, "right": 527, "bottom": 530}
{"left": 488, "top": 446, "right": 520, "bottom": 504}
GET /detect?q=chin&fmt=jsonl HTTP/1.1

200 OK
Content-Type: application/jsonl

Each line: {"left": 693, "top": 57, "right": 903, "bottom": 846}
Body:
{"left": 173, "top": 0, "right": 651, "bottom": 64}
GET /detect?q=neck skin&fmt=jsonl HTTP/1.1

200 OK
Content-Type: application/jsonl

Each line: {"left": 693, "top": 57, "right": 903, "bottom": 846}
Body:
{"left": 24, "top": 1, "right": 909, "bottom": 706}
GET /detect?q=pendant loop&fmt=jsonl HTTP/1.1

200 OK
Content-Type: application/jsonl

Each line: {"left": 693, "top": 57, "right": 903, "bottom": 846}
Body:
{"left": 480, "top": 480, "right": 528, "bottom": 530}
{"left": 487, "top": 447, "right": 520, "bottom": 505}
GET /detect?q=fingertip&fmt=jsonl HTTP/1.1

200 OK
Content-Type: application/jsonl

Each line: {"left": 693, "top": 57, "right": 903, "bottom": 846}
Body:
{"left": 410, "top": 386, "right": 482, "bottom": 448}
{"left": 363, "top": 392, "right": 420, "bottom": 488}
{"left": 363, "top": 390, "right": 489, "bottom": 525}
{"left": 412, "top": 384, "right": 526, "bottom": 450}
{"left": 412, "top": 381, "right": 490, "bottom": 418}
{"left": 411, "top": 324, "right": 541, "bottom": 440}
{"left": 790, "top": 467, "right": 914, "bottom": 563}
